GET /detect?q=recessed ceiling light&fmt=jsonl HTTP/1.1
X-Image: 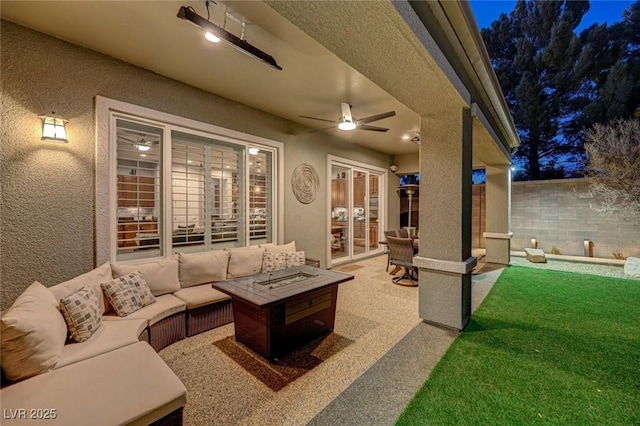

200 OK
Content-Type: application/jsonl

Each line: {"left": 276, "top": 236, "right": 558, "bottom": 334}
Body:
{"left": 248, "top": 147, "right": 260, "bottom": 155}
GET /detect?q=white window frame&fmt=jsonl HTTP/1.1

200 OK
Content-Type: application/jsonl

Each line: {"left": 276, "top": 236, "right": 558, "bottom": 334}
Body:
{"left": 96, "top": 96, "right": 284, "bottom": 265}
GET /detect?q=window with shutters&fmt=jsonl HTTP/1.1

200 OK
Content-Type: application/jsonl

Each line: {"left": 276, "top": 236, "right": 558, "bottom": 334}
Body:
{"left": 116, "top": 119, "right": 163, "bottom": 260}
{"left": 98, "top": 98, "right": 281, "bottom": 264}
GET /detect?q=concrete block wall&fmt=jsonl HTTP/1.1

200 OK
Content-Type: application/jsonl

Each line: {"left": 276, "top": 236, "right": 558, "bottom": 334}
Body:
{"left": 473, "top": 178, "right": 639, "bottom": 260}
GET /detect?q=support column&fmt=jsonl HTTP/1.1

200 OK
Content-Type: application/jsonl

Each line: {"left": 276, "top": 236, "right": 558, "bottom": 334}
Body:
{"left": 483, "top": 165, "right": 512, "bottom": 265}
{"left": 414, "top": 107, "right": 475, "bottom": 331}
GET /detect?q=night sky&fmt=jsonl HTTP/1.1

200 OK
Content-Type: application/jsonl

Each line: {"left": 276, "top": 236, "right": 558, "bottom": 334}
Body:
{"left": 469, "top": 0, "right": 634, "bottom": 30}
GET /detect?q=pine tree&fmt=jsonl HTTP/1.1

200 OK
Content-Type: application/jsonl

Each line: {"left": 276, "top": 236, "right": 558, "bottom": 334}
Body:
{"left": 571, "top": 1, "right": 640, "bottom": 133}
{"left": 481, "top": 0, "right": 590, "bottom": 180}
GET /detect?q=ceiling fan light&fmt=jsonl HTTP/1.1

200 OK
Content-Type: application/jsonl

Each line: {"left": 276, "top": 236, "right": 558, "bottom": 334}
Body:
{"left": 136, "top": 144, "right": 151, "bottom": 152}
{"left": 204, "top": 31, "right": 221, "bottom": 43}
{"left": 338, "top": 120, "right": 357, "bottom": 131}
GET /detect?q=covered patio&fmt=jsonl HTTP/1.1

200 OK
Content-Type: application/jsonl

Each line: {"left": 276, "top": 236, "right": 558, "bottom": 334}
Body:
{"left": 2, "top": 1, "right": 518, "bottom": 332}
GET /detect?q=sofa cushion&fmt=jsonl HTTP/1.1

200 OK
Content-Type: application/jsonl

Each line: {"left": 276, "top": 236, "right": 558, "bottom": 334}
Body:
{"left": 111, "top": 258, "right": 181, "bottom": 296}
{"left": 227, "top": 246, "right": 266, "bottom": 279}
{"left": 262, "top": 241, "right": 296, "bottom": 253}
{"left": 262, "top": 252, "right": 288, "bottom": 273}
{"left": 286, "top": 251, "right": 307, "bottom": 268}
{"left": 2, "top": 342, "right": 187, "bottom": 426}
{"left": 102, "top": 294, "right": 185, "bottom": 327}
{"left": 178, "top": 250, "right": 229, "bottom": 288}
{"left": 55, "top": 319, "right": 147, "bottom": 369}
{"left": 101, "top": 272, "right": 156, "bottom": 317}
{"left": 173, "top": 285, "right": 231, "bottom": 309}
{"left": 59, "top": 285, "right": 102, "bottom": 343}
{"left": 49, "top": 262, "right": 112, "bottom": 314}
{"left": 0, "top": 282, "right": 68, "bottom": 382}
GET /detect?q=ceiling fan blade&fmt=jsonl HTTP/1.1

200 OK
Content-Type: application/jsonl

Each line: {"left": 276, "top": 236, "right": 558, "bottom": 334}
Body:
{"left": 118, "top": 135, "right": 139, "bottom": 143}
{"left": 357, "top": 124, "right": 389, "bottom": 132}
{"left": 299, "top": 115, "right": 338, "bottom": 124}
{"left": 340, "top": 103, "right": 353, "bottom": 121}
{"left": 357, "top": 110, "right": 396, "bottom": 124}
{"left": 309, "top": 126, "right": 337, "bottom": 133}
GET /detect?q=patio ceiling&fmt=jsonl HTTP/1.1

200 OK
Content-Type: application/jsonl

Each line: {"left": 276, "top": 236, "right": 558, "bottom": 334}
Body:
{"left": 1, "top": 0, "right": 509, "bottom": 166}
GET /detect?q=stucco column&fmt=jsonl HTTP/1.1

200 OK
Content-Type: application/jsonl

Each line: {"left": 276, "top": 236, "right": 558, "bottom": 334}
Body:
{"left": 413, "top": 107, "right": 476, "bottom": 330}
{"left": 483, "top": 165, "right": 512, "bottom": 264}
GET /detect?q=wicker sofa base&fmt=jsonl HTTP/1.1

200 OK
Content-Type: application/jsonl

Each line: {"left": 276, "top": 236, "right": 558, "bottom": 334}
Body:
{"left": 150, "top": 407, "right": 183, "bottom": 426}
{"left": 149, "top": 312, "right": 186, "bottom": 351}
{"left": 138, "top": 327, "right": 150, "bottom": 343}
{"left": 186, "top": 299, "right": 234, "bottom": 337}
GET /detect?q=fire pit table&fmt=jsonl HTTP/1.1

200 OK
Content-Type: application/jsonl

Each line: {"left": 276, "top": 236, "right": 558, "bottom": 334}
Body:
{"left": 213, "top": 266, "right": 354, "bottom": 362}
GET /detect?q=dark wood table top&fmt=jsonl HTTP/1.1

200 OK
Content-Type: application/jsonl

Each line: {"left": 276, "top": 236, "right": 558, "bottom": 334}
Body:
{"left": 213, "top": 266, "right": 353, "bottom": 308}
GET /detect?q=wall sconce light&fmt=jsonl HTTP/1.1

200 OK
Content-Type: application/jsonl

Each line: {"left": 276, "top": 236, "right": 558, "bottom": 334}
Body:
{"left": 531, "top": 238, "right": 537, "bottom": 249}
{"left": 390, "top": 164, "right": 398, "bottom": 173}
{"left": 39, "top": 114, "right": 68, "bottom": 143}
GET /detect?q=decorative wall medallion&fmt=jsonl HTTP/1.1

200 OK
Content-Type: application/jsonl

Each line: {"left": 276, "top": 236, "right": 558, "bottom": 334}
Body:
{"left": 291, "top": 163, "right": 319, "bottom": 204}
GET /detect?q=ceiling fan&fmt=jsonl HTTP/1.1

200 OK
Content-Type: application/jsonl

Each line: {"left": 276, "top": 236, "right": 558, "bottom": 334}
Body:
{"left": 300, "top": 103, "right": 396, "bottom": 133}
{"left": 118, "top": 131, "right": 160, "bottom": 152}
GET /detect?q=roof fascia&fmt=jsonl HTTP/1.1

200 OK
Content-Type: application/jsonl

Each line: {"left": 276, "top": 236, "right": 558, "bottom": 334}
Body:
{"left": 408, "top": 0, "right": 520, "bottom": 152}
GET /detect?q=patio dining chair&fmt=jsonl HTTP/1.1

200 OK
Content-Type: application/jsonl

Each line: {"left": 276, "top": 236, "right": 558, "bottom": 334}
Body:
{"left": 387, "top": 236, "right": 418, "bottom": 286}
{"left": 383, "top": 230, "right": 398, "bottom": 271}
{"left": 396, "top": 228, "right": 409, "bottom": 238}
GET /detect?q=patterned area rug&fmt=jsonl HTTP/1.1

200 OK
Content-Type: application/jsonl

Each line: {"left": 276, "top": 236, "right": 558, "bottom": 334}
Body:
{"left": 334, "top": 264, "right": 364, "bottom": 272}
{"left": 213, "top": 332, "right": 354, "bottom": 391}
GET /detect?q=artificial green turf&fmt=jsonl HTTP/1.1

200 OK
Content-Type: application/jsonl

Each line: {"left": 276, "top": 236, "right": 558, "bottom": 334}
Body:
{"left": 396, "top": 266, "right": 640, "bottom": 425}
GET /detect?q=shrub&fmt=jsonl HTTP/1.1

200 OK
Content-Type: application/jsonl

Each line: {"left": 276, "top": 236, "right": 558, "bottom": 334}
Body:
{"left": 583, "top": 118, "right": 640, "bottom": 224}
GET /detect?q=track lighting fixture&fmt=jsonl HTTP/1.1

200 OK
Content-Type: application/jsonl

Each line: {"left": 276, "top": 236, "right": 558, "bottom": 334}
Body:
{"left": 177, "top": 6, "right": 282, "bottom": 71}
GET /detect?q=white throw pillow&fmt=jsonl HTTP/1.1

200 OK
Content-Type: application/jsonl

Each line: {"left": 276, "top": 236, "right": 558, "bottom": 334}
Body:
{"left": 100, "top": 272, "right": 156, "bottom": 317}
{"left": 262, "top": 241, "right": 296, "bottom": 253}
{"left": 0, "top": 282, "right": 68, "bottom": 382}
{"left": 286, "top": 251, "right": 306, "bottom": 268}
{"left": 49, "top": 262, "right": 112, "bottom": 314}
{"left": 227, "top": 247, "right": 266, "bottom": 279}
{"left": 111, "top": 258, "right": 180, "bottom": 296}
{"left": 178, "top": 250, "right": 230, "bottom": 288}
{"left": 59, "top": 285, "right": 102, "bottom": 343}
{"left": 262, "top": 252, "right": 288, "bottom": 273}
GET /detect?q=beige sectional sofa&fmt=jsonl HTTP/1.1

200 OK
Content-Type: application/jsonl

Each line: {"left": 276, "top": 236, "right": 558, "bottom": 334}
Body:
{"left": 0, "top": 242, "right": 313, "bottom": 425}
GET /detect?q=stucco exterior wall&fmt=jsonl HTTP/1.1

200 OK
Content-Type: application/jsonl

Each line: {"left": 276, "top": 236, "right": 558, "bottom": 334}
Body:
{"left": 1, "top": 21, "right": 396, "bottom": 309}
{"left": 473, "top": 178, "right": 639, "bottom": 259}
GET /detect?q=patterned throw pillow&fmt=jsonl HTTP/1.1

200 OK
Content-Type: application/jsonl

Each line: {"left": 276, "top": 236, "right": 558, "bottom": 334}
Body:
{"left": 286, "top": 251, "right": 306, "bottom": 268}
{"left": 262, "top": 252, "right": 287, "bottom": 273}
{"left": 59, "top": 285, "right": 102, "bottom": 343}
{"left": 100, "top": 271, "right": 156, "bottom": 317}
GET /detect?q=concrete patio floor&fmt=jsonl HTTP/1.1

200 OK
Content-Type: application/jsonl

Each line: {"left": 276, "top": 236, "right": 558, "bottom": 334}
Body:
{"left": 159, "top": 253, "right": 504, "bottom": 425}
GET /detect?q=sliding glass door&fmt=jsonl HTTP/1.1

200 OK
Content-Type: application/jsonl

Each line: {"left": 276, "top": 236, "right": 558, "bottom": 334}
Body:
{"left": 329, "top": 157, "right": 385, "bottom": 266}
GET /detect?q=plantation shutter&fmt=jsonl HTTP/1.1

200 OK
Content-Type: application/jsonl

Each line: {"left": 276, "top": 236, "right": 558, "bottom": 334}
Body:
{"left": 249, "top": 148, "right": 273, "bottom": 244}
{"left": 115, "top": 119, "right": 163, "bottom": 261}
{"left": 171, "top": 131, "right": 244, "bottom": 253}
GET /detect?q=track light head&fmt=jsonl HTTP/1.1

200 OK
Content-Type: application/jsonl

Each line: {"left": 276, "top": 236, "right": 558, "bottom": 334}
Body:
{"left": 177, "top": 6, "right": 282, "bottom": 71}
